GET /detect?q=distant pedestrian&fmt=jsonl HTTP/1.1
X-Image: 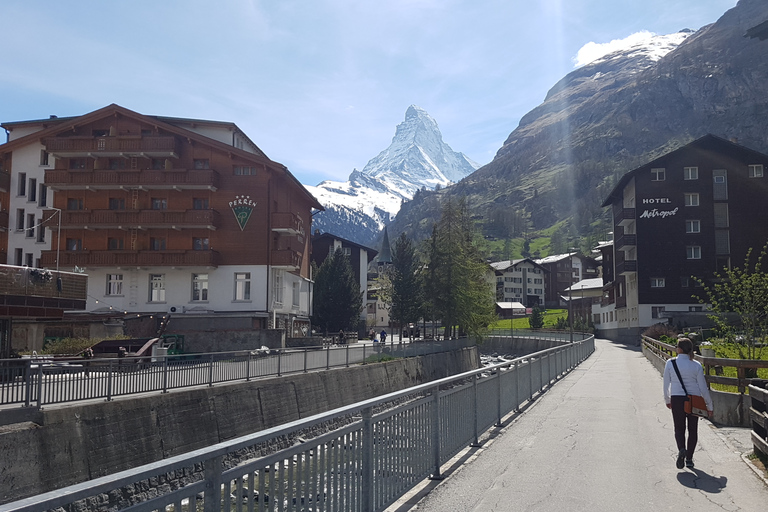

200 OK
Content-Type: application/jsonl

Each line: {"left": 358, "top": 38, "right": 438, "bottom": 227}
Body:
{"left": 380, "top": 330, "right": 387, "bottom": 344}
{"left": 338, "top": 330, "right": 344, "bottom": 345}
{"left": 374, "top": 331, "right": 380, "bottom": 343}
{"left": 663, "top": 337, "right": 713, "bottom": 469}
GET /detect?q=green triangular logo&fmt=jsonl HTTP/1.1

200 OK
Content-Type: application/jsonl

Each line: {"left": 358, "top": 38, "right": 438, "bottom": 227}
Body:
{"left": 230, "top": 196, "right": 256, "bottom": 231}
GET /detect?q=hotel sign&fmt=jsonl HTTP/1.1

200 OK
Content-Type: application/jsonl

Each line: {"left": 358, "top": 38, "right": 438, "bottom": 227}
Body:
{"left": 639, "top": 197, "right": 678, "bottom": 219}
{"left": 230, "top": 195, "right": 256, "bottom": 231}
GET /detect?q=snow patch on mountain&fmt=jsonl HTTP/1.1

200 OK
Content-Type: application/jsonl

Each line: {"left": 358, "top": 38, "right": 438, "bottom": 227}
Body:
{"left": 574, "top": 30, "right": 694, "bottom": 68}
{"left": 306, "top": 105, "right": 479, "bottom": 244}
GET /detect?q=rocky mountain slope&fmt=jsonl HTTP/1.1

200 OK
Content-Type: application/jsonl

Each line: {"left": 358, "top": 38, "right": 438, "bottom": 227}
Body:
{"left": 306, "top": 105, "right": 478, "bottom": 245}
{"left": 389, "top": 0, "right": 768, "bottom": 249}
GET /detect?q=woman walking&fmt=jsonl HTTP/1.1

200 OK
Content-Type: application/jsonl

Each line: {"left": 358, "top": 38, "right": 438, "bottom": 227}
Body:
{"left": 662, "top": 337, "right": 714, "bottom": 469}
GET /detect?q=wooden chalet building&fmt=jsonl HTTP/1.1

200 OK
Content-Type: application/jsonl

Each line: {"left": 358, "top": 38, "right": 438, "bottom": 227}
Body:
{"left": 596, "top": 134, "right": 768, "bottom": 343}
{"left": 0, "top": 105, "right": 322, "bottom": 350}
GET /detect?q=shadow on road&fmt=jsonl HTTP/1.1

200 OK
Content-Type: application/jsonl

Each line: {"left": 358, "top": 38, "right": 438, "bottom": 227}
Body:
{"left": 677, "top": 468, "right": 728, "bottom": 493}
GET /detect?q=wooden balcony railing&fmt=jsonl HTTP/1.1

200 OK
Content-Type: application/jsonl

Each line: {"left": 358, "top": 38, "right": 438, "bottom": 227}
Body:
{"left": 39, "top": 250, "right": 219, "bottom": 268}
{"left": 271, "top": 249, "right": 302, "bottom": 270}
{"left": 44, "top": 169, "right": 220, "bottom": 190}
{"left": 616, "top": 234, "right": 637, "bottom": 249}
{"left": 46, "top": 209, "right": 220, "bottom": 229}
{"left": 0, "top": 265, "right": 87, "bottom": 301}
{"left": 616, "top": 259, "right": 637, "bottom": 274}
{"left": 613, "top": 207, "right": 636, "bottom": 225}
{"left": 271, "top": 212, "right": 304, "bottom": 235}
{"left": 0, "top": 211, "right": 9, "bottom": 229}
{"left": 44, "top": 136, "right": 179, "bottom": 155}
{"left": 0, "top": 171, "right": 10, "bottom": 193}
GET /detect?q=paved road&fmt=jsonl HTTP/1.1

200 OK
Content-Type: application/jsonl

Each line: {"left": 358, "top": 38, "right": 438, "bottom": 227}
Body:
{"left": 407, "top": 338, "right": 767, "bottom": 512}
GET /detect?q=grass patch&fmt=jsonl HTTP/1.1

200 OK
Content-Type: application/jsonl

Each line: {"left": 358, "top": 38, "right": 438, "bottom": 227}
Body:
{"left": 491, "top": 309, "right": 568, "bottom": 331}
{"left": 365, "top": 353, "right": 398, "bottom": 363}
{"left": 704, "top": 341, "right": 768, "bottom": 393}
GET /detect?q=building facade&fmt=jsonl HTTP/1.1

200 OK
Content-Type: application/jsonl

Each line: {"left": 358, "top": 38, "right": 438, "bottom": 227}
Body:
{"left": 0, "top": 105, "right": 322, "bottom": 350}
{"left": 596, "top": 135, "right": 768, "bottom": 342}
{"left": 535, "top": 252, "right": 600, "bottom": 308}
{"left": 490, "top": 259, "right": 548, "bottom": 307}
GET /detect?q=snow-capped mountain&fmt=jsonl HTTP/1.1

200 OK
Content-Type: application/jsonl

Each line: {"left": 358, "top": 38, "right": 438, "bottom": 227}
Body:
{"left": 306, "top": 105, "right": 479, "bottom": 245}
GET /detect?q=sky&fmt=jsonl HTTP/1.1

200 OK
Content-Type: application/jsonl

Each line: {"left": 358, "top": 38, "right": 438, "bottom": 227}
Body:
{"left": 0, "top": 0, "right": 739, "bottom": 186}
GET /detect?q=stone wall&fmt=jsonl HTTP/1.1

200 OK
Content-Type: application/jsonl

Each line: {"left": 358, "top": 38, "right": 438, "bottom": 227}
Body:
{"left": 0, "top": 347, "right": 478, "bottom": 504}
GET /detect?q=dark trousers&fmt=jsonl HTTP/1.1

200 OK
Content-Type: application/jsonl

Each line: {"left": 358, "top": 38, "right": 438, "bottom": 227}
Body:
{"left": 671, "top": 395, "right": 699, "bottom": 459}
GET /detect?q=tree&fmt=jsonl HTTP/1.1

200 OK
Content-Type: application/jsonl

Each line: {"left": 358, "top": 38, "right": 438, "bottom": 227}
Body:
{"left": 529, "top": 305, "right": 545, "bottom": 329}
{"left": 693, "top": 244, "right": 768, "bottom": 360}
{"left": 425, "top": 197, "right": 497, "bottom": 340}
{"left": 311, "top": 248, "right": 363, "bottom": 334}
{"left": 381, "top": 233, "right": 425, "bottom": 342}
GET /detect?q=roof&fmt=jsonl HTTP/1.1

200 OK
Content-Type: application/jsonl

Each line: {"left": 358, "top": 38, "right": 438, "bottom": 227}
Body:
{"left": 601, "top": 134, "right": 768, "bottom": 207}
{"left": 535, "top": 252, "right": 576, "bottom": 265}
{"left": 312, "top": 232, "right": 379, "bottom": 257}
{"left": 377, "top": 227, "right": 392, "bottom": 264}
{"left": 490, "top": 258, "right": 548, "bottom": 272}
{"left": 564, "top": 278, "right": 604, "bottom": 293}
{"left": 496, "top": 302, "right": 527, "bottom": 312}
{"left": 0, "top": 104, "right": 323, "bottom": 210}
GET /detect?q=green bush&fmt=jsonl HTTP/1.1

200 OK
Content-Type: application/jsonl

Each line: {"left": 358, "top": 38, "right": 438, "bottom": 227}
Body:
{"left": 34, "top": 335, "right": 130, "bottom": 356}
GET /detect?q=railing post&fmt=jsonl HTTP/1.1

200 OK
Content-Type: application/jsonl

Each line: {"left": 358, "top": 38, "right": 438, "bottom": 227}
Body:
{"left": 162, "top": 356, "right": 169, "bottom": 393}
{"left": 303, "top": 348, "right": 308, "bottom": 373}
{"left": 514, "top": 360, "right": 520, "bottom": 412}
{"left": 24, "top": 360, "right": 32, "bottom": 408}
{"left": 203, "top": 455, "right": 223, "bottom": 512}
{"left": 246, "top": 351, "right": 251, "bottom": 381}
{"left": 529, "top": 358, "right": 534, "bottom": 401}
{"left": 208, "top": 354, "right": 214, "bottom": 387}
{"left": 361, "top": 406, "right": 374, "bottom": 512}
{"left": 107, "top": 361, "right": 114, "bottom": 401}
{"left": 277, "top": 350, "right": 282, "bottom": 377}
{"left": 362, "top": 342, "right": 366, "bottom": 364}
{"left": 346, "top": 344, "right": 350, "bottom": 367}
{"left": 496, "top": 365, "right": 503, "bottom": 427}
{"left": 35, "top": 364, "right": 44, "bottom": 410}
{"left": 471, "top": 376, "right": 480, "bottom": 447}
{"left": 429, "top": 385, "right": 443, "bottom": 480}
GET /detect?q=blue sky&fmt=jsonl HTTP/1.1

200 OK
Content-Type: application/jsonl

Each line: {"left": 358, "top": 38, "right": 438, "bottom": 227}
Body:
{"left": 0, "top": 0, "right": 738, "bottom": 185}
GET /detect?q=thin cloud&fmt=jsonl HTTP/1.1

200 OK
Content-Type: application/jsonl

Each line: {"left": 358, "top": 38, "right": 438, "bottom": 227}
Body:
{"left": 573, "top": 30, "right": 656, "bottom": 67}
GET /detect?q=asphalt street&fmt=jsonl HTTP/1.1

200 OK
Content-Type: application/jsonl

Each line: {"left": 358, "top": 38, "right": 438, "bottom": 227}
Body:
{"left": 403, "top": 338, "right": 767, "bottom": 512}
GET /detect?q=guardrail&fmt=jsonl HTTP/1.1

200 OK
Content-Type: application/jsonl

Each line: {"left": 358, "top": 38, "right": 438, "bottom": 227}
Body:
{"left": 0, "top": 339, "right": 473, "bottom": 410}
{"left": 0, "top": 336, "right": 594, "bottom": 512}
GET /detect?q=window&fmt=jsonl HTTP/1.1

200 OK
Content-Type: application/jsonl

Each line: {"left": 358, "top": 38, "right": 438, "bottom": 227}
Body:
{"left": 686, "top": 246, "right": 702, "bottom": 260}
{"left": 66, "top": 238, "right": 83, "bottom": 251}
{"left": 149, "top": 274, "right": 166, "bottom": 302}
{"left": 15, "top": 209, "right": 24, "bottom": 231}
{"left": 235, "top": 272, "right": 251, "bottom": 301}
{"left": 106, "top": 274, "right": 123, "bottom": 296}
{"left": 109, "top": 198, "right": 125, "bottom": 210}
{"left": 273, "top": 270, "right": 283, "bottom": 304}
{"left": 652, "top": 306, "right": 666, "bottom": 319}
{"left": 192, "top": 273, "right": 208, "bottom": 301}
{"left": 69, "top": 158, "right": 87, "bottom": 170}
{"left": 689, "top": 306, "right": 703, "bottom": 312}
{"left": 193, "top": 237, "right": 209, "bottom": 251}
{"left": 681, "top": 276, "right": 690, "bottom": 288}
{"left": 17, "top": 173, "right": 26, "bottom": 196}
{"left": 39, "top": 150, "right": 49, "bottom": 166}
{"left": 650, "top": 277, "right": 665, "bottom": 288}
{"left": 108, "top": 237, "right": 124, "bottom": 250}
{"left": 151, "top": 158, "right": 166, "bottom": 170}
{"left": 26, "top": 214, "right": 35, "bottom": 238}
{"left": 292, "top": 282, "right": 300, "bottom": 307}
{"left": 193, "top": 198, "right": 209, "bottom": 210}
{"left": 685, "top": 220, "right": 700, "bottom": 233}
{"left": 714, "top": 203, "right": 729, "bottom": 228}
{"left": 715, "top": 230, "right": 730, "bottom": 255}
{"left": 150, "top": 237, "right": 166, "bottom": 251}
{"left": 28, "top": 178, "right": 36, "bottom": 202}
{"left": 24, "top": 253, "right": 33, "bottom": 267}
{"left": 193, "top": 159, "right": 210, "bottom": 169}
{"left": 683, "top": 167, "right": 698, "bottom": 180}
{"left": 38, "top": 184, "right": 47, "bottom": 207}
{"left": 151, "top": 198, "right": 167, "bottom": 210}
{"left": 650, "top": 168, "right": 665, "bottom": 181}
{"left": 749, "top": 164, "right": 764, "bottom": 178}
{"left": 36, "top": 220, "right": 45, "bottom": 243}
{"left": 712, "top": 170, "right": 728, "bottom": 200}
{"left": 67, "top": 198, "right": 84, "bottom": 210}
{"left": 14, "top": 248, "right": 22, "bottom": 266}
{"left": 234, "top": 166, "right": 257, "bottom": 175}
{"left": 684, "top": 193, "right": 699, "bottom": 206}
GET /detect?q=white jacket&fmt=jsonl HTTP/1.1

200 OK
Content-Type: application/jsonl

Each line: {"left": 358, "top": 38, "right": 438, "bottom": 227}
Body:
{"left": 663, "top": 355, "right": 714, "bottom": 411}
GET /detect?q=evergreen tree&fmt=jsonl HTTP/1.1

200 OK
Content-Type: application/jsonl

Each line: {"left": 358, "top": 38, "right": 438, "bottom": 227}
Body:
{"left": 311, "top": 248, "right": 363, "bottom": 334}
{"left": 529, "top": 304, "right": 545, "bottom": 329}
{"left": 381, "top": 232, "right": 425, "bottom": 341}
{"left": 425, "top": 197, "right": 497, "bottom": 340}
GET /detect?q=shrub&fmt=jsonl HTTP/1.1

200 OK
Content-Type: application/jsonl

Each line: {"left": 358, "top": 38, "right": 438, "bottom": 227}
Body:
{"left": 642, "top": 323, "right": 679, "bottom": 340}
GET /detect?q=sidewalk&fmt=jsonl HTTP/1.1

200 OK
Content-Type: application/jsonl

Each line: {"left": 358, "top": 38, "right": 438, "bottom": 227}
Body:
{"left": 396, "top": 338, "right": 767, "bottom": 512}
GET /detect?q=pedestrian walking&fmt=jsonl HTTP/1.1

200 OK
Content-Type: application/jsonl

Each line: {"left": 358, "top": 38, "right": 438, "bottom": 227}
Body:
{"left": 380, "top": 329, "right": 387, "bottom": 344}
{"left": 662, "top": 337, "right": 713, "bottom": 469}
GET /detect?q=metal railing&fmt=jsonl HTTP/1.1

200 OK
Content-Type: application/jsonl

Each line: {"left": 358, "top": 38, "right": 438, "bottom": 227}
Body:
{"left": 0, "top": 339, "right": 473, "bottom": 410}
{"left": 0, "top": 336, "right": 594, "bottom": 512}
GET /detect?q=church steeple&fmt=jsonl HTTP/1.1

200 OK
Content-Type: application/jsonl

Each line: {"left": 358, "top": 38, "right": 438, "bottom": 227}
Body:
{"left": 377, "top": 226, "right": 392, "bottom": 266}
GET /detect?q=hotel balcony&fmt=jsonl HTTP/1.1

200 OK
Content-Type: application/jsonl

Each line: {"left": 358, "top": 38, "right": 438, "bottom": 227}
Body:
{"left": 615, "top": 233, "right": 637, "bottom": 250}
{"left": 0, "top": 265, "right": 87, "bottom": 312}
{"left": 43, "top": 136, "right": 180, "bottom": 158}
{"left": 43, "top": 209, "right": 220, "bottom": 230}
{"left": 44, "top": 169, "right": 220, "bottom": 191}
{"left": 271, "top": 249, "right": 302, "bottom": 270}
{"left": 613, "top": 207, "right": 636, "bottom": 227}
{"left": 0, "top": 171, "right": 10, "bottom": 193}
{"left": 39, "top": 250, "right": 219, "bottom": 268}
{"left": 271, "top": 212, "right": 304, "bottom": 235}
{"left": 616, "top": 259, "right": 637, "bottom": 275}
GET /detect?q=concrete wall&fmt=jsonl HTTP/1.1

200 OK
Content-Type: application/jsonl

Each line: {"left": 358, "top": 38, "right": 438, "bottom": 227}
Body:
{"left": 479, "top": 336, "right": 563, "bottom": 355}
{"left": 0, "top": 347, "right": 478, "bottom": 504}
{"left": 642, "top": 343, "right": 751, "bottom": 427}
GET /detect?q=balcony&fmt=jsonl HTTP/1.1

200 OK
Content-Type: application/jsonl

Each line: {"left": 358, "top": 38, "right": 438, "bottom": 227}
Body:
{"left": 613, "top": 207, "right": 636, "bottom": 227}
{"left": 615, "top": 234, "right": 637, "bottom": 250}
{"left": 44, "top": 169, "right": 220, "bottom": 191}
{"left": 44, "top": 209, "right": 220, "bottom": 230}
{"left": 271, "top": 249, "right": 302, "bottom": 270}
{"left": 0, "top": 210, "right": 8, "bottom": 230}
{"left": 44, "top": 136, "right": 180, "bottom": 158}
{"left": 0, "top": 265, "right": 87, "bottom": 312}
{"left": 271, "top": 212, "right": 304, "bottom": 235}
{"left": 0, "top": 171, "right": 9, "bottom": 193}
{"left": 616, "top": 259, "right": 637, "bottom": 275}
{"left": 39, "top": 250, "right": 219, "bottom": 268}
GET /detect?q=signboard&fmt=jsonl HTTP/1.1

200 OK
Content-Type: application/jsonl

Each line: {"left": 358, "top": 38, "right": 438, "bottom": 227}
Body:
{"left": 229, "top": 195, "right": 256, "bottom": 231}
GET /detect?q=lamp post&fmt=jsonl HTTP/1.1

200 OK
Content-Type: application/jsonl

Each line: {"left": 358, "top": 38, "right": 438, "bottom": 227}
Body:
{"left": 568, "top": 284, "right": 573, "bottom": 343}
